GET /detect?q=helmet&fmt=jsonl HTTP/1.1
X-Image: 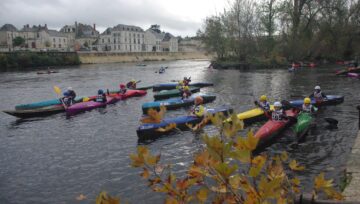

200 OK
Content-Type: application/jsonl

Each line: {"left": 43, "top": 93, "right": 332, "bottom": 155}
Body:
{"left": 274, "top": 101, "right": 282, "bottom": 107}
{"left": 131, "top": 79, "right": 136, "bottom": 83}
{"left": 67, "top": 87, "right": 73, "bottom": 91}
{"left": 184, "top": 86, "right": 190, "bottom": 91}
{"left": 194, "top": 96, "right": 204, "bottom": 104}
{"left": 63, "top": 91, "right": 69, "bottom": 97}
{"left": 315, "top": 86, "right": 321, "bottom": 90}
{"left": 120, "top": 84, "right": 126, "bottom": 89}
{"left": 260, "top": 95, "right": 267, "bottom": 101}
{"left": 98, "top": 89, "right": 104, "bottom": 95}
{"left": 304, "top": 97, "right": 311, "bottom": 104}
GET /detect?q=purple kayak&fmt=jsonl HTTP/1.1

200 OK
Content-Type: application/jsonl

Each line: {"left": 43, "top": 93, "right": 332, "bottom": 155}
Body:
{"left": 347, "top": 72, "right": 359, "bottom": 78}
{"left": 66, "top": 96, "right": 117, "bottom": 115}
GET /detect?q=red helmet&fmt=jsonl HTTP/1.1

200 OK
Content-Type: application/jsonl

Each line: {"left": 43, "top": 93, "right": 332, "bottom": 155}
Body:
{"left": 120, "top": 84, "right": 126, "bottom": 88}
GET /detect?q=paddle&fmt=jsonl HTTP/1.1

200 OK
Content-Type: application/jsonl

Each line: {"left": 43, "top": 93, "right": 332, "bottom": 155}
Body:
{"left": 53, "top": 86, "right": 67, "bottom": 108}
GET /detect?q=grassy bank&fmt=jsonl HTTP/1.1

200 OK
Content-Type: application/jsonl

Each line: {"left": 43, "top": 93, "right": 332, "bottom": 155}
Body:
{"left": 0, "top": 52, "right": 80, "bottom": 71}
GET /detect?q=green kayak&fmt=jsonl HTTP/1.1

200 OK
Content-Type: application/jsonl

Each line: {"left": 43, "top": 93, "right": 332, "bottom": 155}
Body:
{"left": 293, "top": 112, "right": 314, "bottom": 139}
{"left": 154, "top": 87, "right": 200, "bottom": 100}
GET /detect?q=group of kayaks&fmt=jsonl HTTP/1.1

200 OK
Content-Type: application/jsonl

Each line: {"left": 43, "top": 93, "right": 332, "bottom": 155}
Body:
{"left": 335, "top": 66, "right": 360, "bottom": 77}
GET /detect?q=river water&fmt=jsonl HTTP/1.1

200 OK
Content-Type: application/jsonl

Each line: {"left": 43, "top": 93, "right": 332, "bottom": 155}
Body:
{"left": 0, "top": 60, "right": 359, "bottom": 203}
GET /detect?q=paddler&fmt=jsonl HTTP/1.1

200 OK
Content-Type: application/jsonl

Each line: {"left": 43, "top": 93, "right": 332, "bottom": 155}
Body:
{"left": 181, "top": 86, "right": 192, "bottom": 99}
{"left": 126, "top": 79, "right": 137, "bottom": 89}
{"left": 191, "top": 96, "right": 207, "bottom": 118}
{"left": 118, "top": 84, "right": 127, "bottom": 94}
{"left": 67, "top": 87, "right": 76, "bottom": 103}
{"left": 271, "top": 101, "right": 288, "bottom": 121}
{"left": 183, "top": 77, "right": 191, "bottom": 86}
{"left": 309, "top": 86, "right": 327, "bottom": 103}
{"left": 301, "top": 97, "right": 317, "bottom": 113}
{"left": 61, "top": 91, "right": 73, "bottom": 107}
{"left": 95, "top": 89, "right": 107, "bottom": 103}
{"left": 254, "top": 95, "right": 270, "bottom": 112}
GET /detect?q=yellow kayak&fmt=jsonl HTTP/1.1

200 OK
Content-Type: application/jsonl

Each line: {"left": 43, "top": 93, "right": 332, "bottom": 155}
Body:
{"left": 225, "top": 105, "right": 274, "bottom": 124}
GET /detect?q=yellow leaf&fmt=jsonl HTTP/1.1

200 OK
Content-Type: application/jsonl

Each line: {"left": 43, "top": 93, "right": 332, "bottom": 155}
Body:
{"left": 280, "top": 151, "right": 288, "bottom": 162}
{"left": 214, "top": 163, "right": 238, "bottom": 178}
{"left": 323, "top": 188, "right": 344, "bottom": 200}
{"left": 289, "top": 160, "right": 305, "bottom": 171}
{"left": 314, "top": 172, "right": 333, "bottom": 190}
{"left": 129, "top": 154, "right": 144, "bottom": 167}
{"left": 196, "top": 188, "right": 209, "bottom": 203}
{"left": 210, "top": 185, "right": 227, "bottom": 193}
{"left": 267, "top": 162, "right": 286, "bottom": 180}
{"left": 231, "top": 148, "right": 251, "bottom": 163}
{"left": 76, "top": 194, "right": 86, "bottom": 201}
{"left": 96, "top": 191, "right": 120, "bottom": 204}
{"left": 229, "top": 175, "right": 243, "bottom": 189}
{"left": 165, "top": 197, "right": 179, "bottom": 204}
{"left": 291, "top": 177, "right": 301, "bottom": 186}
{"left": 249, "top": 155, "right": 266, "bottom": 177}
{"left": 258, "top": 176, "right": 283, "bottom": 199}
{"left": 140, "top": 168, "right": 150, "bottom": 179}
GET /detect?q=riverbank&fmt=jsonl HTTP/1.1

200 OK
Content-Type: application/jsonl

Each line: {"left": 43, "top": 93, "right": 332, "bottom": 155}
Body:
{"left": 343, "top": 106, "right": 360, "bottom": 201}
{"left": 78, "top": 51, "right": 212, "bottom": 64}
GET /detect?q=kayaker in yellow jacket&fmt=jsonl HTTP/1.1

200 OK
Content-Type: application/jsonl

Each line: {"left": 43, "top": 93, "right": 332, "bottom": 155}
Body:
{"left": 181, "top": 86, "right": 192, "bottom": 99}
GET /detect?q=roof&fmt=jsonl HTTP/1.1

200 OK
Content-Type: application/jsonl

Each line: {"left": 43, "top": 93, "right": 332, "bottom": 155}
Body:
{"left": 48, "top": 30, "right": 66, "bottom": 37}
{"left": 76, "top": 23, "right": 99, "bottom": 37}
{"left": 20, "top": 25, "right": 47, "bottom": 32}
{"left": 112, "top": 24, "right": 144, "bottom": 32}
{"left": 163, "top": 32, "right": 175, "bottom": 41}
{"left": 146, "top": 29, "right": 165, "bottom": 40}
{"left": 0, "top": 24, "right": 18, "bottom": 32}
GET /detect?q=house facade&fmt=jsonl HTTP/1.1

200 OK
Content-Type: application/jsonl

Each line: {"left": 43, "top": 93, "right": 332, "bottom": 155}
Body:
{"left": 144, "top": 25, "right": 178, "bottom": 52}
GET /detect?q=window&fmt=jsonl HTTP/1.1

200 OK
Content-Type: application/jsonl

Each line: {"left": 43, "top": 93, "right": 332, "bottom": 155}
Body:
{"left": 134, "top": 39, "right": 136, "bottom": 44}
{"left": 53, "top": 38, "right": 55, "bottom": 42}
{"left": 59, "top": 44, "right": 61, "bottom": 48}
{"left": 37, "top": 33, "right": 39, "bottom": 38}
{"left": 114, "top": 39, "right": 116, "bottom": 43}
{"left": 118, "top": 45, "right": 120, "bottom": 49}
{"left": 59, "top": 38, "right": 61, "bottom": 42}
{"left": 63, "top": 39, "right": 65, "bottom": 43}
{"left": 108, "top": 38, "right": 110, "bottom": 43}
{"left": 53, "top": 44, "right": 56, "bottom": 48}
{"left": 138, "top": 39, "right": 140, "bottom": 44}
{"left": 102, "top": 39, "right": 104, "bottom": 43}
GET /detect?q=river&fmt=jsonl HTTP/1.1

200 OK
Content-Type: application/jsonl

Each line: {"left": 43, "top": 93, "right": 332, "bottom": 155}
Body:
{"left": 0, "top": 60, "right": 359, "bottom": 203}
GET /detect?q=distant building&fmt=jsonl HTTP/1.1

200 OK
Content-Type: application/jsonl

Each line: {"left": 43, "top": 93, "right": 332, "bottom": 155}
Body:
{"left": 60, "top": 22, "right": 99, "bottom": 51}
{"left": 0, "top": 24, "right": 19, "bottom": 51}
{"left": 97, "top": 24, "right": 145, "bottom": 52}
{"left": 145, "top": 25, "right": 178, "bottom": 52}
{"left": 178, "top": 37, "right": 204, "bottom": 52}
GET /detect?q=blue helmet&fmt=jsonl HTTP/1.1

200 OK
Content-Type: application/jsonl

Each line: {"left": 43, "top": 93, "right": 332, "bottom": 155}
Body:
{"left": 98, "top": 89, "right": 104, "bottom": 95}
{"left": 63, "top": 91, "right": 69, "bottom": 96}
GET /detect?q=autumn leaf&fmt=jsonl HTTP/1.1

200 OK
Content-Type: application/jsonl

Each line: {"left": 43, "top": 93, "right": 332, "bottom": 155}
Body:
{"left": 214, "top": 162, "right": 238, "bottom": 178}
{"left": 289, "top": 160, "right": 305, "bottom": 171}
{"left": 280, "top": 151, "right": 288, "bottom": 162}
{"left": 291, "top": 177, "right": 301, "bottom": 186}
{"left": 140, "top": 168, "right": 150, "bottom": 179}
{"left": 314, "top": 172, "right": 333, "bottom": 190}
{"left": 249, "top": 155, "right": 266, "bottom": 177}
{"left": 196, "top": 188, "right": 209, "bottom": 203}
{"left": 230, "top": 148, "right": 251, "bottom": 163}
{"left": 165, "top": 197, "right": 179, "bottom": 204}
{"left": 96, "top": 191, "right": 120, "bottom": 204}
{"left": 323, "top": 188, "right": 344, "bottom": 200}
{"left": 129, "top": 153, "right": 144, "bottom": 167}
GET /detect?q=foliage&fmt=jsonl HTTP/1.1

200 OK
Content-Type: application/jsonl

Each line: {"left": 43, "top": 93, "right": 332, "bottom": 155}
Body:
{"left": 12, "top": 36, "right": 25, "bottom": 47}
{"left": 127, "top": 113, "right": 343, "bottom": 203}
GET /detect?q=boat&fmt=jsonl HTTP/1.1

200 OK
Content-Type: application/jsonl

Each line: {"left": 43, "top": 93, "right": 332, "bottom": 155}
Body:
{"left": 224, "top": 106, "right": 275, "bottom": 125}
{"left": 154, "top": 87, "right": 200, "bottom": 100}
{"left": 153, "top": 82, "right": 214, "bottom": 91}
{"left": 37, "top": 71, "right": 59, "bottom": 74}
{"left": 347, "top": 73, "right": 359, "bottom": 78}
{"left": 289, "top": 95, "right": 344, "bottom": 107}
{"left": 108, "top": 89, "right": 147, "bottom": 99}
{"left": 3, "top": 105, "right": 65, "bottom": 118}
{"left": 335, "top": 67, "right": 360, "bottom": 75}
{"left": 66, "top": 96, "right": 117, "bottom": 115}
{"left": 254, "top": 109, "right": 299, "bottom": 151}
{"left": 131, "top": 85, "right": 153, "bottom": 90}
{"left": 15, "top": 97, "right": 87, "bottom": 110}
{"left": 293, "top": 112, "right": 314, "bottom": 140}
{"left": 136, "top": 64, "right": 147, "bottom": 66}
{"left": 142, "top": 93, "right": 216, "bottom": 114}
{"left": 137, "top": 105, "right": 233, "bottom": 140}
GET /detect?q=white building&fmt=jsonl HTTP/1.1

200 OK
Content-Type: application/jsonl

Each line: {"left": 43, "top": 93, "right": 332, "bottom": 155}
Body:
{"left": 97, "top": 24, "right": 145, "bottom": 52}
{"left": 0, "top": 24, "right": 19, "bottom": 51}
{"left": 144, "top": 25, "right": 178, "bottom": 52}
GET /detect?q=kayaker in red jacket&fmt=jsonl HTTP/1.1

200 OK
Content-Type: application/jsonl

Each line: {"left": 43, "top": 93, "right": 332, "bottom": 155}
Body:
{"left": 309, "top": 86, "right": 327, "bottom": 103}
{"left": 118, "top": 84, "right": 127, "bottom": 94}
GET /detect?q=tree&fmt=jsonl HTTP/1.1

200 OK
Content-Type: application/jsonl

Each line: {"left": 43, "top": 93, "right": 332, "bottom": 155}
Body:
{"left": 45, "top": 41, "right": 51, "bottom": 48}
{"left": 12, "top": 36, "right": 25, "bottom": 47}
{"left": 202, "top": 16, "right": 229, "bottom": 60}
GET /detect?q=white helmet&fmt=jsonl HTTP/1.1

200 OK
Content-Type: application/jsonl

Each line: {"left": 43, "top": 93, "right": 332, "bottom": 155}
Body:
{"left": 314, "top": 86, "right": 321, "bottom": 90}
{"left": 274, "top": 101, "right": 282, "bottom": 107}
{"left": 67, "top": 87, "right": 73, "bottom": 91}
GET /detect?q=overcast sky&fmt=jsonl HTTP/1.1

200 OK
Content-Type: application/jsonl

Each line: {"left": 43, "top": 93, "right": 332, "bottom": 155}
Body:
{"left": 0, "top": 0, "right": 230, "bottom": 37}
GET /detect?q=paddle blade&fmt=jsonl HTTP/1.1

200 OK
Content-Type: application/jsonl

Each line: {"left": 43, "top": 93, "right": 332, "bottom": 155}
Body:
{"left": 54, "top": 86, "right": 62, "bottom": 95}
{"left": 83, "top": 97, "right": 90, "bottom": 102}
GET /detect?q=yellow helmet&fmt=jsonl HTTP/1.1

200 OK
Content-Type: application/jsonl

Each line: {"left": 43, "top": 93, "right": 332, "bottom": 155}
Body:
{"left": 260, "top": 95, "right": 267, "bottom": 101}
{"left": 304, "top": 97, "right": 311, "bottom": 104}
{"left": 131, "top": 79, "right": 136, "bottom": 83}
{"left": 184, "top": 86, "right": 190, "bottom": 91}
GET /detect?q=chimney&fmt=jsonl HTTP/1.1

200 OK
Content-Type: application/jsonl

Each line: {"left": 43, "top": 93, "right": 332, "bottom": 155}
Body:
{"left": 45, "top": 24, "right": 47, "bottom": 29}
{"left": 27, "top": 24, "right": 29, "bottom": 28}
{"left": 93, "top": 23, "right": 96, "bottom": 30}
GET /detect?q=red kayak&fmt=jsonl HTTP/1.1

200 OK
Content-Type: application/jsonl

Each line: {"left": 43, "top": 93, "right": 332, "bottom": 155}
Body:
{"left": 254, "top": 109, "right": 299, "bottom": 150}
{"left": 66, "top": 96, "right": 117, "bottom": 115}
{"left": 108, "top": 89, "right": 147, "bottom": 100}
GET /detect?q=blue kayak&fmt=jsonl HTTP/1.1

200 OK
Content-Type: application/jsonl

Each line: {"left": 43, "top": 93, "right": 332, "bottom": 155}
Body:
{"left": 15, "top": 97, "right": 86, "bottom": 110}
{"left": 137, "top": 105, "right": 233, "bottom": 140}
{"left": 289, "top": 95, "right": 344, "bottom": 107}
{"left": 142, "top": 93, "right": 216, "bottom": 114}
{"left": 153, "top": 82, "right": 214, "bottom": 91}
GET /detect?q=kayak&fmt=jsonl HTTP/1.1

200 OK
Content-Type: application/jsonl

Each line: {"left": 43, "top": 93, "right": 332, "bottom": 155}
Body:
{"left": 66, "top": 96, "right": 117, "bottom": 115}
{"left": 289, "top": 95, "right": 344, "bottom": 107}
{"left": 130, "top": 86, "right": 153, "bottom": 90}
{"left": 154, "top": 87, "right": 200, "bottom": 100}
{"left": 142, "top": 93, "right": 216, "bottom": 114}
{"left": 37, "top": 71, "right": 58, "bottom": 74}
{"left": 225, "top": 105, "right": 274, "bottom": 125}
{"left": 137, "top": 105, "right": 233, "bottom": 140}
{"left": 293, "top": 112, "right": 314, "bottom": 140}
{"left": 3, "top": 105, "right": 65, "bottom": 118}
{"left": 347, "top": 73, "right": 359, "bottom": 78}
{"left": 108, "top": 89, "right": 147, "bottom": 99}
{"left": 254, "top": 109, "right": 299, "bottom": 151}
{"left": 15, "top": 97, "right": 85, "bottom": 110}
{"left": 153, "top": 82, "right": 214, "bottom": 91}
{"left": 335, "top": 67, "right": 360, "bottom": 75}
{"left": 136, "top": 64, "right": 147, "bottom": 66}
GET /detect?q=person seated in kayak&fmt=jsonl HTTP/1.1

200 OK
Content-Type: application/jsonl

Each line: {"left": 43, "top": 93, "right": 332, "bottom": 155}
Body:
{"left": 118, "top": 84, "right": 127, "bottom": 94}
{"left": 181, "top": 86, "right": 192, "bottom": 99}
{"left": 302, "top": 98, "right": 317, "bottom": 113}
{"left": 126, "top": 79, "right": 137, "bottom": 89}
{"left": 183, "top": 77, "right": 191, "bottom": 86}
{"left": 309, "top": 86, "right": 327, "bottom": 103}
{"left": 95, "top": 89, "right": 107, "bottom": 103}
{"left": 176, "top": 81, "right": 184, "bottom": 90}
{"left": 271, "top": 101, "right": 289, "bottom": 121}
{"left": 159, "top": 67, "right": 165, "bottom": 73}
{"left": 254, "top": 95, "right": 270, "bottom": 112}
{"left": 61, "top": 91, "right": 73, "bottom": 107}
{"left": 67, "top": 87, "right": 76, "bottom": 103}
{"left": 191, "top": 96, "right": 207, "bottom": 118}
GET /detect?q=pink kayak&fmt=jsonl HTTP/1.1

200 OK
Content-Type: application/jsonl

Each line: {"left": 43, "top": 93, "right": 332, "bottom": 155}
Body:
{"left": 66, "top": 96, "right": 117, "bottom": 115}
{"left": 108, "top": 89, "right": 147, "bottom": 100}
{"left": 347, "top": 72, "right": 359, "bottom": 78}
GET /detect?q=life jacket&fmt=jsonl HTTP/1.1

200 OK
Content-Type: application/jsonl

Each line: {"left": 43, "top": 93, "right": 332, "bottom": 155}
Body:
{"left": 313, "top": 91, "right": 323, "bottom": 101}
{"left": 119, "top": 88, "right": 127, "bottom": 94}
{"left": 272, "top": 109, "right": 285, "bottom": 121}
{"left": 259, "top": 101, "right": 270, "bottom": 111}
{"left": 68, "top": 90, "right": 76, "bottom": 99}
{"left": 126, "top": 82, "right": 136, "bottom": 89}
{"left": 62, "top": 97, "right": 73, "bottom": 106}
{"left": 302, "top": 104, "right": 313, "bottom": 113}
{"left": 193, "top": 105, "right": 206, "bottom": 118}
{"left": 96, "top": 94, "right": 106, "bottom": 103}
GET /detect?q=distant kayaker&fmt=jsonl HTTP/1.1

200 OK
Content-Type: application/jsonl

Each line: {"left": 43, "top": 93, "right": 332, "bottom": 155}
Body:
{"left": 61, "top": 91, "right": 73, "bottom": 107}
{"left": 126, "top": 79, "right": 137, "bottom": 89}
{"left": 118, "top": 84, "right": 127, "bottom": 94}
{"left": 191, "top": 96, "right": 207, "bottom": 118}
{"left": 67, "top": 87, "right": 76, "bottom": 103}
{"left": 254, "top": 95, "right": 271, "bottom": 112}
{"left": 176, "top": 81, "right": 184, "bottom": 89}
{"left": 183, "top": 77, "right": 191, "bottom": 86}
{"left": 309, "top": 86, "right": 327, "bottom": 103}
{"left": 95, "top": 89, "right": 107, "bottom": 103}
{"left": 302, "top": 98, "right": 317, "bottom": 113}
{"left": 271, "top": 102, "right": 288, "bottom": 121}
{"left": 181, "top": 86, "right": 192, "bottom": 99}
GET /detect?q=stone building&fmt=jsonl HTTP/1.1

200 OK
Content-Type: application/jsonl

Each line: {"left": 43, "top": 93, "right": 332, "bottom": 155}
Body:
{"left": 144, "top": 25, "right": 178, "bottom": 52}
{"left": 97, "top": 24, "right": 145, "bottom": 52}
{"left": 0, "top": 24, "right": 19, "bottom": 51}
{"left": 60, "top": 22, "right": 99, "bottom": 51}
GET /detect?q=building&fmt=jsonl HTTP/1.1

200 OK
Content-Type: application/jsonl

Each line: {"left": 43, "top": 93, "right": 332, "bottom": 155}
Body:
{"left": 97, "top": 24, "right": 145, "bottom": 52}
{"left": 60, "top": 22, "right": 99, "bottom": 51}
{"left": 0, "top": 24, "right": 19, "bottom": 51}
{"left": 145, "top": 25, "right": 178, "bottom": 52}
